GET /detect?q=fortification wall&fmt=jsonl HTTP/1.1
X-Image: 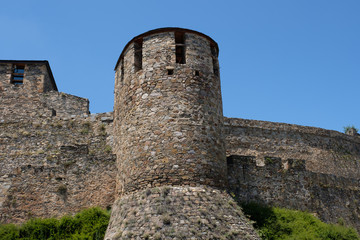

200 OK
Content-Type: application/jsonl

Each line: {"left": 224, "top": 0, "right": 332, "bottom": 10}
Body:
{"left": 227, "top": 155, "right": 360, "bottom": 231}
{"left": 0, "top": 62, "right": 89, "bottom": 122}
{"left": 0, "top": 89, "right": 89, "bottom": 123}
{"left": 0, "top": 62, "right": 53, "bottom": 93}
{"left": 0, "top": 113, "right": 116, "bottom": 223}
{"left": 225, "top": 118, "right": 360, "bottom": 178}
{"left": 42, "top": 91, "right": 89, "bottom": 118}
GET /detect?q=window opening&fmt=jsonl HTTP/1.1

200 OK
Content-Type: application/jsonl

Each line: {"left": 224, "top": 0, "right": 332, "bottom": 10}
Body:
{"left": 211, "top": 46, "right": 219, "bottom": 77}
{"left": 134, "top": 38, "right": 143, "bottom": 72}
{"left": 121, "top": 60, "right": 124, "bottom": 82}
{"left": 175, "top": 32, "right": 186, "bottom": 64}
{"left": 11, "top": 64, "right": 25, "bottom": 85}
{"left": 195, "top": 70, "right": 200, "bottom": 76}
{"left": 167, "top": 69, "right": 174, "bottom": 75}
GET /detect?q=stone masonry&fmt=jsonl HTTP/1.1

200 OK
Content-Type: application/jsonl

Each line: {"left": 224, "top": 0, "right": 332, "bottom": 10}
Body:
{"left": 0, "top": 28, "right": 360, "bottom": 239}
{"left": 0, "top": 60, "right": 89, "bottom": 123}
{"left": 107, "top": 28, "right": 255, "bottom": 239}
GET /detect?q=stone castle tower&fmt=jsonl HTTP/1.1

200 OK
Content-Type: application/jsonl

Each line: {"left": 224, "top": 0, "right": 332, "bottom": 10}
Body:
{"left": 113, "top": 28, "right": 227, "bottom": 193}
{"left": 105, "top": 28, "right": 259, "bottom": 239}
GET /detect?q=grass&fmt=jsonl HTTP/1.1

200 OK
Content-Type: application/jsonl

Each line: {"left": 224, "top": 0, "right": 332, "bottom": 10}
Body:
{"left": 0, "top": 207, "right": 109, "bottom": 240}
{"left": 241, "top": 202, "right": 360, "bottom": 240}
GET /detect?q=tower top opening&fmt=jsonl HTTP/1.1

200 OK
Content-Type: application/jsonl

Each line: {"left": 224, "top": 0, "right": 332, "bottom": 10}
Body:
{"left": 114, "top": 27, "right": 219, "bottom": 70}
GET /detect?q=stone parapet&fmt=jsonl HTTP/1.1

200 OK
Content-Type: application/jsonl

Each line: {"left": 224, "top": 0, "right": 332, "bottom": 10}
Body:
{"left": 225, "top": 117, "right": 360, "bottom": 178}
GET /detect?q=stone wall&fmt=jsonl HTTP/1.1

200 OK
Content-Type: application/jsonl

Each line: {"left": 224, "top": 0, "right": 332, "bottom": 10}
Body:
{"left": 0, "top": 89, "right": 89, "bottom": 123}
{"left": 105, "top": 186, "right": 260, "bottom": 240}
{"left": 0, "top": 62, "right": 56, "bottom": 93}
{"left": 0, "top": 113, "right": 116, "bottom": 223}
{"left": 42, "top": 91, "right": 90, "bottom": 118}
{"left": 225, "top": 117, "right": 360, "bottom": 178}
{"left": 227, "top": 155, "right": 360, "bottom": 231}
{"left": 0, "top": 62, "right": 89, "bottom": 123}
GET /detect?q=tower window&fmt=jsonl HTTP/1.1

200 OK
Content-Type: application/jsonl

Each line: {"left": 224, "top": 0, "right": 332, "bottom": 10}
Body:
{"left": 11, "top": 64, "right": 25, "bottom": 85}
{"left": 134, "top": 38, "right": 143, "bottom": 72}
{"left": 175, "top": 32, "right": 186, "bottom": 64}
{"left": 121, "top": 60, "right": 124, "bottom": 82}
{"left": 211, "top": 46, "right": 219, "bottom": 77}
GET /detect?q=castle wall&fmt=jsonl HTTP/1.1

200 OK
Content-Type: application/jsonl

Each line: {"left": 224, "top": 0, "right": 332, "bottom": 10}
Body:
{"left": 41, "top": 92, "right": 90, "bottom": 118}
{"left": 227, "top": 155, "right": 360, "bottom": 231}
{"left": 225, "top": 117, "right": 360, "bottom": 178}
{"left": 0, "top": 89, "right": 89, "bottom": 123}
{"left": 0, "top": 113, "right": 116, "bottom": 223}
{"left": 0, "top": 62, "right": 55, "bottom": 93}
{"left": 0, "top": 62, "right": 89, "bottom": 123}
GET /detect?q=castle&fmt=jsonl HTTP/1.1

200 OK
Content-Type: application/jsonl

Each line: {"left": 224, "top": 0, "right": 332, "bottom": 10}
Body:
{"left": 1, "top": 28, "right": 359, "bottom": 239}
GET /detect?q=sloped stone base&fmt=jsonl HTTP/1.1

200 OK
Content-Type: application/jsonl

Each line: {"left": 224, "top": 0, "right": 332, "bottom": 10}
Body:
{"left": 105, "top": 186, "right": 260, "bottom": 240}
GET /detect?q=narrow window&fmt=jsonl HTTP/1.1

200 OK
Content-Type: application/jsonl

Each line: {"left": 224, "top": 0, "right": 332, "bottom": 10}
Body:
{"left": 211, "top": 46, "right": 219, "bottom": 77}
{"left": 167, "top": 69, "right": 174, "bottom": 75}
{"left": 134, "top": 38, "right": 142, "bottom": 72}
{"left": 195, "top": 70, "right": 200, "bottom": 76}
{"left": 11, "top": 64, "right": 25, "bottom": 85}
{"left": 121, "top": 60, "right": 124, "bottom": 82}
{"left": 175, "top": 32, "right": 185, "bottom": 64}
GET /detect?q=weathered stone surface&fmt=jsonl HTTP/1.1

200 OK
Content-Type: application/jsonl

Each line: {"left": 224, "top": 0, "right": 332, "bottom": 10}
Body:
{"left": 224, "top": 118, "right": 360, "bottom": 178}
{"left": 0, "top": 114, "right": 116, "bottom": 223}
{"left": 228, "top": 155, "right": 360, "bottom": 231}
{"left": 106, "top": 186, "right": 260, "bottom": 240}
{"left": 113, "top": 29, "right": 227, "bottom": 195}
{"left": 0, "top": 61, "right": 89, "bottom": 123}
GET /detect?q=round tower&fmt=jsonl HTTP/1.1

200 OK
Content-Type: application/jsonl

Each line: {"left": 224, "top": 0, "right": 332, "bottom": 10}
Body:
{"left": 113, "top": 28, "right": 227, "bottom": 194}
{"left": 106, "top": 28, "right": 260, "bottom": 240}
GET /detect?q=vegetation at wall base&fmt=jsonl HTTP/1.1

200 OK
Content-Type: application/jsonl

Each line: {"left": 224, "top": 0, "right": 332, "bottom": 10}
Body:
{"left": 1, "top": 204, "right": 359, "bottom": 239}
{"left": 241, "top": 202, "right": 360, "bottom": 240}
{"left": 0, "top": 207, "right": 110, "bottom": 240}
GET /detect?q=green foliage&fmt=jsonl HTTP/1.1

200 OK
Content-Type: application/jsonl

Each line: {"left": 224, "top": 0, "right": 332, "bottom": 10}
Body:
{"left": 104, "top": 145, "right": 112, "bottom": 153}
{"left": 344, "top": 125, "right": 358, "bottom": 134}
{"left": 0, "top": 207, "right": 110, "bottom": 240}
{"left": 242, "top": 202, "right": 360, "bottom": 240}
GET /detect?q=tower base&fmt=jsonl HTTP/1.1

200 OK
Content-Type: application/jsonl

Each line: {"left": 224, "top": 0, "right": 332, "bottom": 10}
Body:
{"left": 105, "top": 186, "right": 260, "bottom": 239}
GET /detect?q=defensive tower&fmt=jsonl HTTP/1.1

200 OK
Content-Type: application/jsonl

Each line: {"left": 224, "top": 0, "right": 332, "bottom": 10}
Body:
{"left": 106, "top": 28, "right": 259, "bottom": 239}
{"left": 113, "top": 28, "right": 227, "bottom": 194}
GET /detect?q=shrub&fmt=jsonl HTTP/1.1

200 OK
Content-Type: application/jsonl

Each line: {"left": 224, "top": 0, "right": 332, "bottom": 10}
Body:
{"left": 344, "top": 125, "right": 358, "bottom": 135}
{"left": 241, "top": 202, "right": 360, "bottom": 240}
{"left": 0, "top": 207, "right": 110, "bottom": 240}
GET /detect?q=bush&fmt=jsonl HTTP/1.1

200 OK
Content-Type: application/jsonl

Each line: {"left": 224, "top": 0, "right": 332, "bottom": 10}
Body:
{"left": 241, "top": 202, "right": 359, "bottom": 240}
{"left": 0, "top": 207, "right": 110, "bottom": 240}
{"left": 344, "top": 125, "right": 358, "bottom": 134}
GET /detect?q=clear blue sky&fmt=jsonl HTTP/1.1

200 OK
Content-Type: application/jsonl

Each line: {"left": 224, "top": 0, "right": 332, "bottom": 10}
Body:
{"left": 1, "top": 0, "right": 359, "bottom": 132}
